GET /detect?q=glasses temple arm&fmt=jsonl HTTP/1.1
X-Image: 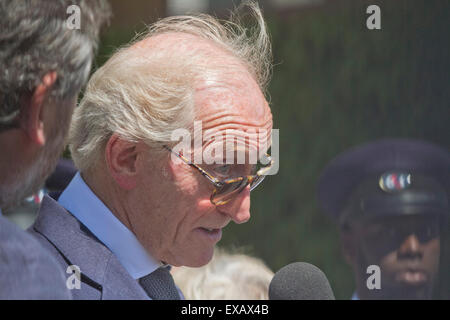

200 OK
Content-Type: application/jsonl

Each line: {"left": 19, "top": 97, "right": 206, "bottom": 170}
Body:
{"left": 164, "top": 145, "right": 222, "bottom": 187}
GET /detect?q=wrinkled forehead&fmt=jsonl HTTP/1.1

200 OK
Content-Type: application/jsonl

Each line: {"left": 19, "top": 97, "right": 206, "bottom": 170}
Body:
{"left": 193, "top": 69, "right": 273, "bottom": 160}
{"left": 199, "top": 130, "right": 272, "bottom": 165}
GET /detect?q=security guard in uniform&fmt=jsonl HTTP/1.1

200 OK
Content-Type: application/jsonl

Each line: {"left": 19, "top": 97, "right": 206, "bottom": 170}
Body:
{"left": 318, "top": 139, "right": 450, "bottom": 299}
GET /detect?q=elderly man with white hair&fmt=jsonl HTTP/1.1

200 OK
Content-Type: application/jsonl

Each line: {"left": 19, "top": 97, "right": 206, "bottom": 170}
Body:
{"left": 29, "top": 1, "right": 275, "bottom": 300}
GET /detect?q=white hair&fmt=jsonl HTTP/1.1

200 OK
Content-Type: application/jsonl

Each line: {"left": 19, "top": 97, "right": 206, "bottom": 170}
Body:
{"left": 69, "top": 1, "right": 272, "bottom": 172}
{"left": 172, "top": 248, "right": 274, "bottom": 300}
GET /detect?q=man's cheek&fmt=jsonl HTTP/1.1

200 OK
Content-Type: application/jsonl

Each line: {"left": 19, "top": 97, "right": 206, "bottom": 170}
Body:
{"left": 197, "top": 198, "right": 216, "bottom": 211}
{"left": 424, "top": 239, "right": 440, "bottom": 274}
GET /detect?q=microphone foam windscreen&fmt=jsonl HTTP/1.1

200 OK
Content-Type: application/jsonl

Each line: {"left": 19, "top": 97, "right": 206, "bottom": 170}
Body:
{"left": 269, "top": 262, "right": 335, "bottom": 300}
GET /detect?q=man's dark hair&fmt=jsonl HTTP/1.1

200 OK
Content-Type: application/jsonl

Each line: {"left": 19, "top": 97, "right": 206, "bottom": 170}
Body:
{"left": 0, "top": 0, "right": 111, "bottom": 127}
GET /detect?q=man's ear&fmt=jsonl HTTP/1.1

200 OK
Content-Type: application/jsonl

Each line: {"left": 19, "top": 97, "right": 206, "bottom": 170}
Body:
{"left": 105, "top": 134, "right": 138, "bottom": 190}
{"left": 23, "top": 71, "right": 58, "bottom": 146}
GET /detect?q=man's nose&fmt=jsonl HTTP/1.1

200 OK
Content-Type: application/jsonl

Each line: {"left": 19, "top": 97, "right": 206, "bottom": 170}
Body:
{"left": 218, "top": 186, "right": 251, "bottom": 224}
{"left": 398, "top": 234, "right": 423, "bottom": 259}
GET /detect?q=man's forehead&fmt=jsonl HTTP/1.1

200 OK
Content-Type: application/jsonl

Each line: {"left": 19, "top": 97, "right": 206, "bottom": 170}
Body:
{"left": 132, "top": 32, "right": 270, "bottom": 121}
{"left": 198, "top": 96, "right": 272, "bottom": 141}
{"left": 131, "top": 32, "right": 273, "bottom": 158}
{"left": 201, "top": 136, "right": 271, "bottom": 154}
{"left": 195, "top": 70, "right": 269, "bottom": 118}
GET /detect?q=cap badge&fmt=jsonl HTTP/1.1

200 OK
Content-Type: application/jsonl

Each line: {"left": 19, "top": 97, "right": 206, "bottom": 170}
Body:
{"left": 379, "top": 172, "right": 411, "bottom": 193}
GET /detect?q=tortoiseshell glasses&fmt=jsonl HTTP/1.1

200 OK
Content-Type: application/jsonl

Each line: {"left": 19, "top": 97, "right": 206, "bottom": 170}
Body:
{"left": 164, "top": 145, "right": 274, "bottom": 205}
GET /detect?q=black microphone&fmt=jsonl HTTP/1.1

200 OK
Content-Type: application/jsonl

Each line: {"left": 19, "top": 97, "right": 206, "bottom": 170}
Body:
{"left": 269, "top": 262, "right": 335, "bottom": 300}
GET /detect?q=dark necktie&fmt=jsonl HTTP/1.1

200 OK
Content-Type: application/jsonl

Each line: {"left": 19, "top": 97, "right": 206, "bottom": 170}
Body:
{"left": 139, "top": 266, "right": 181, "bottom": 300}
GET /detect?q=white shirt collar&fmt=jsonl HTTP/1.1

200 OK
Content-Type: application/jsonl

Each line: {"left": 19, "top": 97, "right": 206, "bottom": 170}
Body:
{"left": 58, "top": 172, "right": 162, "bottom": 279}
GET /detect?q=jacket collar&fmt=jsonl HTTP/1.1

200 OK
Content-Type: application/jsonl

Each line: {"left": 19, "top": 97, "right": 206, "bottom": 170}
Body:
{"left": 33, "top": 195, "right": 149, "bottom": 299}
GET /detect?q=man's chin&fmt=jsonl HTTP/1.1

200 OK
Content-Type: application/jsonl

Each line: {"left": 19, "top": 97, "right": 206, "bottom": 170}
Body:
{"left": 0, "top": 146, "right": 62, "bottom": 210}
{"left": 368, "top": 283, "right": 433, "bottom": 300}
{"left": 0, "top": 171, "right": 45, "bottom": 211}
{"left": 395, "top": 271, "right": 429, "bottom": 287}
{"left": 175, "top": 248, "right": 215, "bottom": 268}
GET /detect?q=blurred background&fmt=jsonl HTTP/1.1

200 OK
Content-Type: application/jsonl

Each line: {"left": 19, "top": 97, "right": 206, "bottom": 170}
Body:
{"left": 4, "top": 0, "right": 449, "bottom": 299}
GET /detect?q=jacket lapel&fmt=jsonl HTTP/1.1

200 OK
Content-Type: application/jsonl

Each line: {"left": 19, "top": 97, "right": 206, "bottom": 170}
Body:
{"left": 33, "top": 195, "right": 149, "bottom": 300}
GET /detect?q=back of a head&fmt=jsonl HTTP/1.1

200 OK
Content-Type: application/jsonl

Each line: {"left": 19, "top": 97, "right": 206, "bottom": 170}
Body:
{"left": 0, "top": 0, "right": 111, "bottom": 209}
{"left": 269, "top": 262, "right": 335, "bottom": 300}
{"left": 0, "top": 0, "right": 111, "bottom": 120}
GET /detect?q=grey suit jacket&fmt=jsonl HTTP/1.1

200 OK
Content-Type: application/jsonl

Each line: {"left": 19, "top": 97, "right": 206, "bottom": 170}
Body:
{"left": 0, "top": 215, "right": 71, "bottom": 299}
{"left": 27, "top": 195, "right": 150, "bottom": 300}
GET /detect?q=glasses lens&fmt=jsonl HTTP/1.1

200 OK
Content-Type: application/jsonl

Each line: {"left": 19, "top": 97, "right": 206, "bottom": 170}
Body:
{"left": 212, "top": 178, "right": 249, "bottom": 205}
